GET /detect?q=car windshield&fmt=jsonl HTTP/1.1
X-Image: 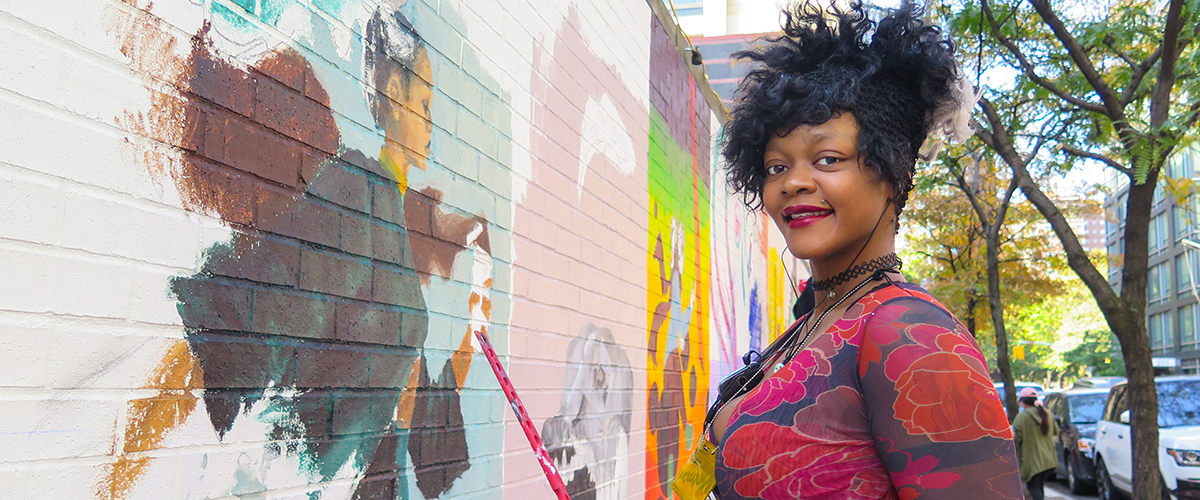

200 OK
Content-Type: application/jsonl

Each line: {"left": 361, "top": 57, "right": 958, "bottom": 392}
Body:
{"left": 1158, "top": 380, "right": 1200, "bottom": 428}
{"left": 1069, "top": 394, "right": 1107, "bottom": 424}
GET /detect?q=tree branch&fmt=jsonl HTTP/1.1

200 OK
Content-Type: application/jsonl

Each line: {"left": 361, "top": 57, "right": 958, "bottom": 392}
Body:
{"left": 975, "top": 97, "right": 1122, "bottom": 316}
{"left": 1184, "top": 99, "right": 1200, "bottom": 131}
{"left": 1103, "top": 34, "right": 1140, "bottom": 70}
{"left": 1123, "top": 46, "right": 1162, "bottom": 106}
{"left": 1060, "top": 144, "right": 1132, "bottom": 175}
{"left": 1026, "top": 0, "right": 1126, "bottom": 118}
{"left": 1151, "top": 0, "right": 1187, "bottom": 128}
{"left": 979, "top": 0, "right": 1108, "bottom": 115}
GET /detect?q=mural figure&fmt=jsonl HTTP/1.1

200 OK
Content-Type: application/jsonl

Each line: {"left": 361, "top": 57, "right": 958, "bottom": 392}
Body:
{"left": 103, "top": 3, "right": 498, "bottom": 499}
{"left": 645, "top": 14, "right": 713, "bottom": 500}
{"left": 541, "top": 324, "right": 634, "bottom": 500}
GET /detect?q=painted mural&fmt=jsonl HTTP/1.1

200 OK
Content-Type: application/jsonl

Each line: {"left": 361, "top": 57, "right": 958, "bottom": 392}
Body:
{"left": 709, "top": 150, "right": 774, "bottom": 396}
{"left": 540, "top": 324, "right": 634, "bottom": 500}
{"left": 0, "top": 0, "right": 790, "bottom": 499}
{"left": 645, "top": 14, "right": 713, "bottom": 500}
{"left": 517, "top": 5, "right": 647, "bottom": 499}
{"left": 102, "top": 1, "right": 508, "bottom": 498}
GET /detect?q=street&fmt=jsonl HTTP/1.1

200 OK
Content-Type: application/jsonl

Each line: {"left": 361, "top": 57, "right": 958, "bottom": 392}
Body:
{"left": 1046, "top": 478, "right": 1095, "bottom": 500}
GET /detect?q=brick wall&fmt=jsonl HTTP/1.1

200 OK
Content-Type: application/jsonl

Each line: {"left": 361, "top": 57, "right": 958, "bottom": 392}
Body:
{"left": 0, "top": 1, "right": 784, "bottom": 499}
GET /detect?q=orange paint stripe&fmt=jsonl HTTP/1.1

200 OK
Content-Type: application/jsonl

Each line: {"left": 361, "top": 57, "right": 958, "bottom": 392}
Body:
{"left": 97, "top": 340, "right": 202, "bottom": 500}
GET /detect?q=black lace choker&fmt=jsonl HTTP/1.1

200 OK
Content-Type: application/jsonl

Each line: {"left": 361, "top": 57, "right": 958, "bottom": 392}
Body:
{"left": 810, "top": 253, "right": 902, "bottom": 292}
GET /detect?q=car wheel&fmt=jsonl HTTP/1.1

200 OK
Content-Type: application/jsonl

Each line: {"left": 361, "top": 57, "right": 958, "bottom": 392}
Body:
{"left": 1097, "top": 457, "right": 1123, "bottom": 500}
{"left": 1067, "top": 456, "right": 1091, "bottom": 495}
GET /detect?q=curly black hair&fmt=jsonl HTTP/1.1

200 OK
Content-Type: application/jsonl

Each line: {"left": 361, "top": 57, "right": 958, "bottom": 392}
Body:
{"left": 722, "top": 0, "right": 963, "bottom": 214}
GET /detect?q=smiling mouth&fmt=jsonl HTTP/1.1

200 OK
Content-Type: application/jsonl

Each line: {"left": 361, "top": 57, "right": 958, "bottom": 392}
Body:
{"left": 785, "top": 209, "right": 833, "bottom": 222}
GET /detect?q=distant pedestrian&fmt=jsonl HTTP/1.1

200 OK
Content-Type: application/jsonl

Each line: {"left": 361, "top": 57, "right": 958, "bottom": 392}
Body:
{"left": 1013, "top": 387, "right": 1059, "bottom": 500}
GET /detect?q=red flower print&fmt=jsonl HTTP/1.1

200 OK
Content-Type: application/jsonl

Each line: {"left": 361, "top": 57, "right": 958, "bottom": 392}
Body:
{"left": 735, "top": 356, "right": 811, "bottom": 417}
{"left": 877, "top": 437, "right": 962, "bottom": 499}
{"left": 724, "top": 387, "right": 897, "bottom": 499}
{"left": 888, "top": 349, "right": 1011, "bottom": 441}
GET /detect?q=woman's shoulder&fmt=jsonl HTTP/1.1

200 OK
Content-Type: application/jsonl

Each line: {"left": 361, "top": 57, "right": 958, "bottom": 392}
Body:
{"left": 858, "top": 281, "right": 960, "bottom": 326}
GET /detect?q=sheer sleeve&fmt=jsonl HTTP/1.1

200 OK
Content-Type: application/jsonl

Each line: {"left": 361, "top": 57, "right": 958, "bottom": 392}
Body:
{"left": 856, "top": 296, "right": 1023, "bottom": 499}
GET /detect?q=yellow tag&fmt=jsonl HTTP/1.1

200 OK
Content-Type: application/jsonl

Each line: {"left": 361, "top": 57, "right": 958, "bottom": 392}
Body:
{"left": 671, "top": 438, "right": 718, "bottom": 500}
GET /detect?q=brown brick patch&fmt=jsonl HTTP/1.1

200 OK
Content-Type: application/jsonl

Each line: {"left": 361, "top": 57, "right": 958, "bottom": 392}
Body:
{"left": 250, "top": 287, "right": 335, "bottom": 339}
{"left": 335, "top": 301, "right": 401, "bottom": 345}
{"left": 299, "top": 249, "right": 373, "bottom": 300}
{"left": 171, "top": 278, "right": 251, "bottom": 332}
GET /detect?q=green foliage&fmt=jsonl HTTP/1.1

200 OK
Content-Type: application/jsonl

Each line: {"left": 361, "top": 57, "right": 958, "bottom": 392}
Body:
{"left": 1061, "top": 329, "right": 1128, "bottom": 378}
{"left": 939, "top": 0, "right": 1200, "bottom": 186}
{"left": 906, "top": 144, "right": 1071, "bottom": 343}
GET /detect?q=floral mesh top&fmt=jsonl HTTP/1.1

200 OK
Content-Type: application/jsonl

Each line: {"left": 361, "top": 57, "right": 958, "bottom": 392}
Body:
{"left": 714, "top": 282, "right": 1023, "bottom": 499}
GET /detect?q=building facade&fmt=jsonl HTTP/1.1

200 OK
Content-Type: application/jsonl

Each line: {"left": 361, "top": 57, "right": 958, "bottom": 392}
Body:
{"left": 1105, "top": 146, "right": 1200, "bottom": 375}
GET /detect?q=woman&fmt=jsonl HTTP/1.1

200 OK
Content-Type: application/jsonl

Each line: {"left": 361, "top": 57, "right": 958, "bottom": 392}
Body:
{"left": 684, "top": 2, "right": 1023, "bottom": 499}
{"left": 1013, "top": 388, "right": 1059, "bottom": 500}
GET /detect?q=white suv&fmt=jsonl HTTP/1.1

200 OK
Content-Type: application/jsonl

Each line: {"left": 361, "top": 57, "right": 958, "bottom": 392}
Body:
{"left": 1093, "top": 376, "right": 1200, "bottom": 500}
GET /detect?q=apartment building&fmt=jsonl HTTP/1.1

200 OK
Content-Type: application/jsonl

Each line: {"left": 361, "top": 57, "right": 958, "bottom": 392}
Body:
{"left": 1105, "top": 146, "right": 1200, "bottom": 374}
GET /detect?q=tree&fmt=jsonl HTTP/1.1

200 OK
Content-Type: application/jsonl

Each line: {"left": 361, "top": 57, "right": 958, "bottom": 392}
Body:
{"left": 945, "top": 1, "right": 1200, "bottom": 497}
{"left": 908, "top": 146, "right": 1066, "bottom": 418}
{"left": 1061, "top": 329, "right": 1128, "bottom": 379}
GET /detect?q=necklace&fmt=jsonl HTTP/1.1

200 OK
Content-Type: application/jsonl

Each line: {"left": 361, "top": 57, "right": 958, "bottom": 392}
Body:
{"left": 810, "top": 253, "right": 901, "bottom": 298}
{"left": 772, "top": 269, "right": 891, "bottom": 373}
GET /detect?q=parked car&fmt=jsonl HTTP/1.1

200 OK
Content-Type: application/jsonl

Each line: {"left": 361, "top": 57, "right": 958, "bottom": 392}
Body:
{"left": 994, "top": 381, "right": 1045, "bottom": 403}
{"left": 1044, "top": 387, "right": 1112, "bottom": 494}
{"left": 1072, "top": 376, "right": 1127, "bottom": 389}
{"left": 1093, "top": 375, "right": 1200, "bottom": 500}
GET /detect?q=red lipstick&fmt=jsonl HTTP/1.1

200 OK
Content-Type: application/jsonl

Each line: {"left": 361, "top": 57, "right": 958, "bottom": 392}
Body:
{"left": 782, "top": 204, "right": 833, "bottom": 228}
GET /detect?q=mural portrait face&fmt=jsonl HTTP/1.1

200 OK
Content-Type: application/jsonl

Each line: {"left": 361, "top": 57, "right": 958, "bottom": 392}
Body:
{"left": 365, "top": 9, "right": 434, "bottom": 189}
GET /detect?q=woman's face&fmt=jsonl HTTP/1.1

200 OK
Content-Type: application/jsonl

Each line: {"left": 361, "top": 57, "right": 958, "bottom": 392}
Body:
{"left": 761, "top": 113, "right": 895, "bottom": 267}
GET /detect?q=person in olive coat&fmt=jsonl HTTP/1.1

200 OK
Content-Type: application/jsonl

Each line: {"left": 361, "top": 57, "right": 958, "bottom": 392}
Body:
{"left": 1013, "top": 387, "right": 1060, "bottom": 500}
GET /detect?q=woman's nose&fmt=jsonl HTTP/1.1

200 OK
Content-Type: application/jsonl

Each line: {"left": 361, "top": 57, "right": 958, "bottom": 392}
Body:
{"left": 781, "top": 165, "right": 815, "bottom": 194}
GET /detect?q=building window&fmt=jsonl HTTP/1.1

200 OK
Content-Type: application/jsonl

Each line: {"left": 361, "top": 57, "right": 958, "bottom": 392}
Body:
{"left": 1150, "top": 311, "right": 1174, "bottom": 352}
{"left": 1183, "top": 358, "right": 1199, "bottom": 375}
{"left": 1149, "top": 263, "right": 1171, "bottom": 304}
{"left": 1169, "top": 151, "right": 1194, "bottom": 180}
{"left": 1150, "top": 213, "right": 1169, "bottom": 255}
{"left": 1176, "top": 205, "right": 1191, "bottom": 241}
{"left": 1109, "top": 238, "right": 1126, "bottom": 281}
{"left": 1178, "top": 255, "right": 1194, "bottom": 295}
{"left": 1181, "top": 304, "right": 1196, "bottom": 347}
{"left": 1118, "top": 194, "right": 1128, "bottom": 226}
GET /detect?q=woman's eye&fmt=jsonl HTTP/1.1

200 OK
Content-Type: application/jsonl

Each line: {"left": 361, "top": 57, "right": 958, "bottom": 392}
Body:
{"left": 765, "top": 164, "right": 787, "bottom": 175}
{"left": 815, "top": 156, "right": 842, "bottom": 166}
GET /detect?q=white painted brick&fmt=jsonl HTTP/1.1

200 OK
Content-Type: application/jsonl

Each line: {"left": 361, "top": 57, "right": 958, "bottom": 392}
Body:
{"left": 0, "top": 94, "right": 169, "bottom": 204}
{"left": 0, "top": 467, "right": 30, "bottom": 500}
{"left": 48, "top": 331, "right": 177, "bottom": 390}
{"left": 0, "top": 243, "right": 135, "bottom": 318}
{"left": 128, "top": 263, "right": 188, "bottom": 326}
{"left": 16, "top": 460, "right": 103, "bottom": 500}
{"left": 0, "top": 399, "right": 118, "bottom": 462}
{"left": 0, "top": 163, "right": 65, "bottom": 247}
{"left": 55, "top": 184, "right": 203, "bottom": 268}
{"left": 0, "top": 10, "right": 150, "bottom": 133}
{"left": 0, "top": 0, "right": 144, "bottom": 66}
{"left": 0, "top": 324, "right": 51, "bottom": 388}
